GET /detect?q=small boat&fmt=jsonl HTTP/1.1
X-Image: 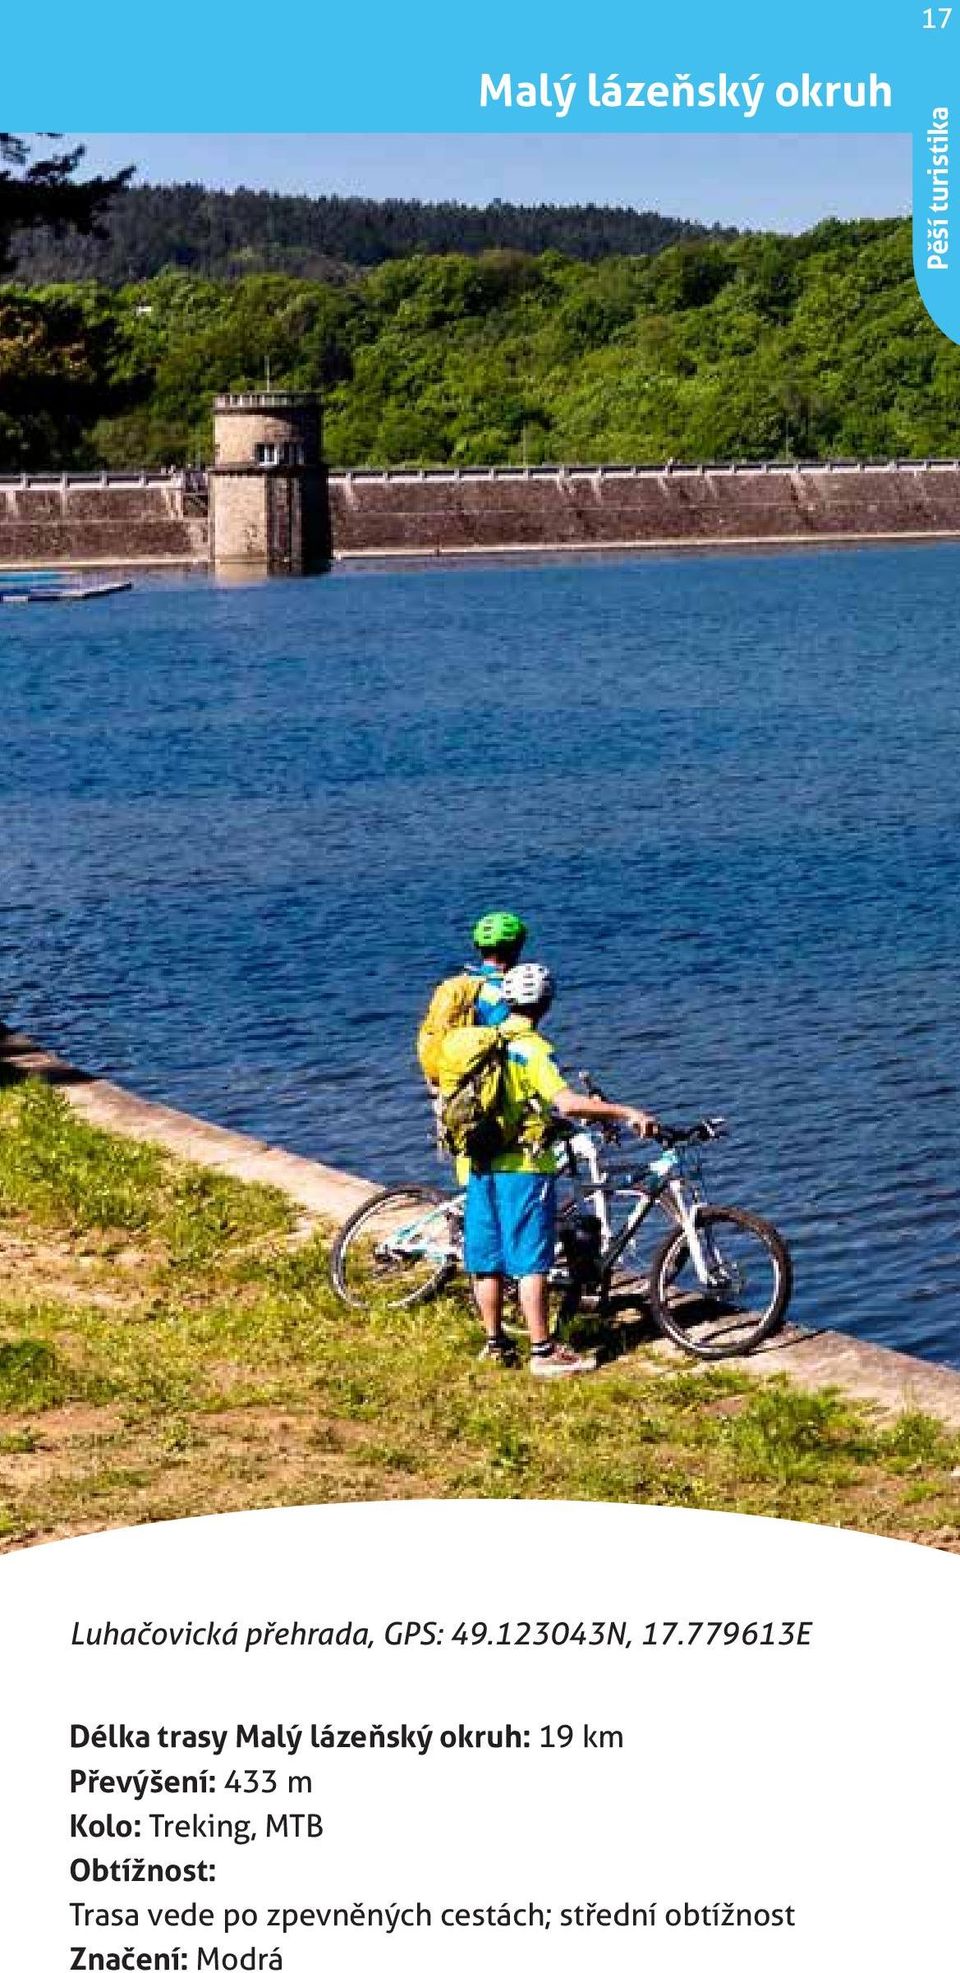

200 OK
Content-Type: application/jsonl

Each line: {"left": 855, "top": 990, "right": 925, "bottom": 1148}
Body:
{"left": 0, "top": 574, "right": 133, "bottom": 604}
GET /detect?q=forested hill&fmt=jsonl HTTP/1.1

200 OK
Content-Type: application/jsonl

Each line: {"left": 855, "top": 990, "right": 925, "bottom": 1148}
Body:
{"left": 5, "top": 220, "right": 960, "bottom": 471}
{"left": 10, "top": 182, "right": 730, "bottom": 283}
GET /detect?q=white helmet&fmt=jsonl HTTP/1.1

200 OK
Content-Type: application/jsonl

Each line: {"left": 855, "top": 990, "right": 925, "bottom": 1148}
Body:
{"left": 503, "top": 962, "right": 555, "bottom": 1012}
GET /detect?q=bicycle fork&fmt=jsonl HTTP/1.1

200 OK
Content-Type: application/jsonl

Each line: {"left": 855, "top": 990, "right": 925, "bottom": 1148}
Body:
{"left": 659, "top": 1164, "right": 733, "bottom": 1293}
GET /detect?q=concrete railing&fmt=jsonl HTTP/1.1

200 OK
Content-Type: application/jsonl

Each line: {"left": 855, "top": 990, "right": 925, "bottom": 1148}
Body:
{"left": 0, "top": 471, "right": 190, "bottom": 489}
{"left": 214, "top": 391, "right": 318, "bottom": 410}
{"left": 330, "top": 459, "right": 960, "bottom": 483}
{"left": 3, "top": 461, "right": 959, "bottom": 492}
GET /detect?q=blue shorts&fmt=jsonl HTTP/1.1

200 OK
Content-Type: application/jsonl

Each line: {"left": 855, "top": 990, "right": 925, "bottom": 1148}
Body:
{"left": 464, "top": 1171, "right": 557, "bottom": 1279}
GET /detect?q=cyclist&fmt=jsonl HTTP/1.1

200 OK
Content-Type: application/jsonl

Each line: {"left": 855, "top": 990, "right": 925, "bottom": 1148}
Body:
{"left": 466, "top": 962, "right": 659, "bottom": 1378}
{"left": 417, "top": 910, "right": 528, "bottom": 1088}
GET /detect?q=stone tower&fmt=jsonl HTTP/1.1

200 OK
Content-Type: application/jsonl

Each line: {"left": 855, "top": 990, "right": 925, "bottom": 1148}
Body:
{"left": 209, "top": 391, "right": 328, "bottom": 575}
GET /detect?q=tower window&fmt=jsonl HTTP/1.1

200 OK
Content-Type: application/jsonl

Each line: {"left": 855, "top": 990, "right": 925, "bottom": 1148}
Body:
{"left": 254, "top": 441, "right": 304, "bottom": 465}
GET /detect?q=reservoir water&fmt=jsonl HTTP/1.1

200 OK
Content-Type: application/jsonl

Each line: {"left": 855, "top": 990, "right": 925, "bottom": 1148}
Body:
{"left": 2, "top": 544, "right": 959, "bottom": 1365}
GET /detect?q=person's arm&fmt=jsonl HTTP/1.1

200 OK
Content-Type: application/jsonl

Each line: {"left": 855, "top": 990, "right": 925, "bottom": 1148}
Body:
{"left": 553, "top": 1087, "right": 659, "bottom": 1137}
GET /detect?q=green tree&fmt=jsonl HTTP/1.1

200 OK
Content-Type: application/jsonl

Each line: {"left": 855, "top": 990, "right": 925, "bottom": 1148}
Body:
{"left": 0, "top": 135, "right": 131, "bottom": 275}
{"left": 0, "top": 137, "right": 136, "bottom": 466}
{"left": 13, "top": 215, "right": 958, "bottom": 471}
{"left": 0, "top": 289, "right": 137, "bottom": 467}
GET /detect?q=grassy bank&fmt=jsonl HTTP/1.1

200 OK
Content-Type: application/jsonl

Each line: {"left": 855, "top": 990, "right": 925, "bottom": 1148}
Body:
{"left": 0, "top": 1078, "right": 958, "bottom": 1551}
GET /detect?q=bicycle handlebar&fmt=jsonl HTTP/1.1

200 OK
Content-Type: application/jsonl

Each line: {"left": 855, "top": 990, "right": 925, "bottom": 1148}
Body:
{"left": 561, "top": 1105, "right": 728, "bottom": 1150}
{"left": 576, "top": 1074, "right": 726, "bottom": 1149}
{"left": 655, "top": 1115, "right": 728, "bottom": 1147}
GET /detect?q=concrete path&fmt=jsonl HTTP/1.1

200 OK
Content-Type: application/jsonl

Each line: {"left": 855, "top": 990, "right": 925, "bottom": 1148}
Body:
{"left": 656, "top": 1316, "right": 960, "bottom": 1425}
{"left": 3, "top": 1022, "right": 960, "bottom": 1429}
{"left": 0, "top": 1024, "right": 376, "bottom": 1223}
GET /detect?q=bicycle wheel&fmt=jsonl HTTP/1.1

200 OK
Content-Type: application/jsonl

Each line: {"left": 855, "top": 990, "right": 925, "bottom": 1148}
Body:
{"left": 649, "top": 1206, "right": 792, "bottom": 1361}
{"left": 330, "top": 1186, "right": 462, "bottom": 1311}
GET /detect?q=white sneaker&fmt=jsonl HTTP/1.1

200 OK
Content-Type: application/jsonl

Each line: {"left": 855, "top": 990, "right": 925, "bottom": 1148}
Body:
{"left": 529, "top": 1343, "right": 598, "bottom": 1379}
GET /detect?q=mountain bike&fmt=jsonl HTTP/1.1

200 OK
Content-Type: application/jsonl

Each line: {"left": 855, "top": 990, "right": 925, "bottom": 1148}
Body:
{"left": 328, "top": 1094, "right": 792, "bottom": 1362}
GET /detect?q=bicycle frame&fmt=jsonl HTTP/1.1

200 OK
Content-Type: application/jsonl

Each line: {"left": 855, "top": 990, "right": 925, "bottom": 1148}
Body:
{"left": 379, "top": 1196, "right": 463, "bottom": 1266}
{"left": 378, "top": 1125, "right": 727, "bottom": 1293}
{"left": 556, "top": 1133, "right": 725, "bottom": 1292}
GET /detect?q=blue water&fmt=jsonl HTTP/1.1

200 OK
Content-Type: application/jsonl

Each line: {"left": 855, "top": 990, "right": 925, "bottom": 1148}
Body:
{"left": 2, "top": 546, "right": 959, "bottom": 1364}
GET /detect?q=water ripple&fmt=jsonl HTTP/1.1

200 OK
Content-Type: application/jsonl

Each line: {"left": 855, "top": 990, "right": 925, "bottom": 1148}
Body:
{"left": 3, "top": 546, "right": 960, "bottom": 1364}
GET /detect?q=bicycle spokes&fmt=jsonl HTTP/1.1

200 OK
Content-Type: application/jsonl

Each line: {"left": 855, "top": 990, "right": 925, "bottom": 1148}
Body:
{"left": 651, "top": 1208, "right": 790, "bottom": 1359}
{"left": 332, "top": 1188, "right": 463, "bottom": 1310}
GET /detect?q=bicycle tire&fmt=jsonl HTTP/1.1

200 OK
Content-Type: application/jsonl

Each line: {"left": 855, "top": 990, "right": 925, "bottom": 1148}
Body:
{"left": 330, "top": 1185, "right": 461, "bottom": 1312}
{"left": 648, "top": 1205, "right": 792, "bottom": 1361}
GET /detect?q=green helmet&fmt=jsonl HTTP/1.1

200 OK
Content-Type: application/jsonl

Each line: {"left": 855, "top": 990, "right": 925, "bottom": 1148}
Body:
{"left": 472, "top": 910, "right": 528, "bottom": 953}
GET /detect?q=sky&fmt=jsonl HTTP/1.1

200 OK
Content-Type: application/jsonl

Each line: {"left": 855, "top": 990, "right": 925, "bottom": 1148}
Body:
{"left": 68, "top": 133, "right": 912, "bottom": 234}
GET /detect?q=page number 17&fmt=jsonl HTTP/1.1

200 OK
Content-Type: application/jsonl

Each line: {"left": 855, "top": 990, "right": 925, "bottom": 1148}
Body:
{"left": 923, "top": 6, "right": 952, "bottom": 25}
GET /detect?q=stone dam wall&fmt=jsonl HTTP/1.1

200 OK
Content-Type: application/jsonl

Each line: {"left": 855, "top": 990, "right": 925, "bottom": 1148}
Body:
{"left": 327, "top": 461, "right": 960, "bottom": 555}
{"left": 0, "top": 473, "right": 207, "bottom": 567}
{"left": 5, "top": 462, "right": 960, "bottom": 567}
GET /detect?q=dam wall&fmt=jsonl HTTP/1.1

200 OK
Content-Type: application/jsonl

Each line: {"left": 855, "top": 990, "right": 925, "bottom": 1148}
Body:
{"left": 327, "top": 461, "right": 960, "bottom": 555}
{"left": 0, "top": 472, "right": 207, "bottom": 567}
{"left": 5, "top": 461, "right": 960, "bottom": 568}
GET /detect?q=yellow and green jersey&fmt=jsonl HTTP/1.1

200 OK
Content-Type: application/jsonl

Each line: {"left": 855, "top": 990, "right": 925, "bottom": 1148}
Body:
{"left": 455, "top": 1013, "right": 568, "bottom": 1179}
{"left": 492, "top": 1015, "right": 568, "bottom": 1172}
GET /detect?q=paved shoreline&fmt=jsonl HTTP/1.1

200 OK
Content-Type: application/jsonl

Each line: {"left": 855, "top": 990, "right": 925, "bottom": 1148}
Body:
{"left": 0, "top": 1023, "right": 375, "bottom": 1222}
{"left": 4, "top": 528, "right": 960, "bottom": 576}
{"left": 331, "top": 528, "right": 960, "bottom": 560}
{"left": 3, "top": 1020, "right": 960, "bottom": 1426}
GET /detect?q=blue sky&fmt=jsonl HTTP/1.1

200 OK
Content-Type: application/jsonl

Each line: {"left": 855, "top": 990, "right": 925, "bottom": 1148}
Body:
{"left": 71, "top": 133, "right": 911, "bottom": 233}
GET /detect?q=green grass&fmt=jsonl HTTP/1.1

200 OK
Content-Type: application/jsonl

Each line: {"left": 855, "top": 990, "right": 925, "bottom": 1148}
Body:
{"left": 0, "top": 1338, "right": 69, "bottom": 1411}
{"left": 0, "top": 1080, "right": 292, "bottom": 1250}
{"left": 0, "top": 1077, "right": 958, "bottom": 1550}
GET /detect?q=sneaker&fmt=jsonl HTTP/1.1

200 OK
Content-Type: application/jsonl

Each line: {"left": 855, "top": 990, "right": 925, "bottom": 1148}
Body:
{"left": 529, "top": 1342, "right": 599, "bottom": 1379}
{"left": 478, "top": 1337, "right": 519, "bottom": 1367}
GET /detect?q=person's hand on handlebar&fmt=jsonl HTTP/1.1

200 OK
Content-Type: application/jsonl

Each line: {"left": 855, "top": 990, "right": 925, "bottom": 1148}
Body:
{"left": 623, "top": 1108, "right": 660, "bottom": 1138}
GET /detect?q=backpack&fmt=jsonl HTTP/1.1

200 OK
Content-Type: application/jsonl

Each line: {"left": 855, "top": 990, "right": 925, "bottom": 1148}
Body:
{"left": 436, "top": 1025, "right": 514, "bottom": 1165}
{"left": 416, "top": 972, "right": 482, "bottom": 1085}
